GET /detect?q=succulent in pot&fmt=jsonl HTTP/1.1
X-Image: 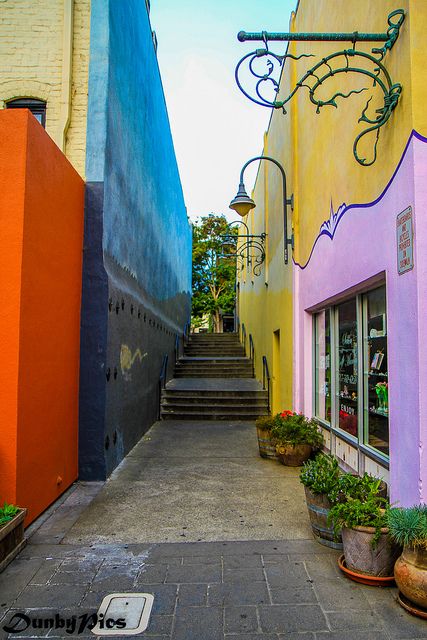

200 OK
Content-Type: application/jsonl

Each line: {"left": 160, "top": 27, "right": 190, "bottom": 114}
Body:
{"left": 255, "top": 415, "right": 277, "bottom": 459}
{"left": 387, "top": 505, "right": 427, "bottom": 611}
{"left": 271, "top": 411, "right": 323, "bottom": 466}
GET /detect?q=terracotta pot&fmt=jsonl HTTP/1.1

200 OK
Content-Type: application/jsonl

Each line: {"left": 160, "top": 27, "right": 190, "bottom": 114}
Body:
{"left": 394, "top": 545, "right": 427, "bottom": 609}
{"left": 304, "top": 487, "right": 342, "bottom": 549}
{"left": 256, "top": 426, "right": 276, "bottom": 459}
{"left": 276, "top": 443, "right": 312, "bottom": 467}
{"left": 342, "top": 525, "right": 401, "bottom": 577}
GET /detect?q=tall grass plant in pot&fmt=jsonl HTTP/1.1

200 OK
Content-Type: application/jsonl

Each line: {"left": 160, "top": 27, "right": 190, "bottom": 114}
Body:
{"left": 388, "top": 505, "right": 427, "bottom": 613}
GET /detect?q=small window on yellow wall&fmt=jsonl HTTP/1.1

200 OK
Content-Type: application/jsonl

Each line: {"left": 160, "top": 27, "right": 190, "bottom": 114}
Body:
{"left": 6, "top": 98, "right": 46, "bottom": 127}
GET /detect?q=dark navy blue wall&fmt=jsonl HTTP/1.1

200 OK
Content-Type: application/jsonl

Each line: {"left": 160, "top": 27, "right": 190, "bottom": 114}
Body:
{"left": 79, "top": 0, "right": 191, "bottom": 479}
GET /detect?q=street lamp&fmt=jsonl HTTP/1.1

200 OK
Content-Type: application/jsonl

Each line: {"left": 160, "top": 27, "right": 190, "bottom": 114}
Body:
{"left": 229, "top": 155, "right": 294, "bottom": 264}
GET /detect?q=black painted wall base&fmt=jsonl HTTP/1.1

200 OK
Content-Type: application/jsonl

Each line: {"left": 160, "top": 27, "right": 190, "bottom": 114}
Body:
{"left": 79, "top": 183, "right": 190, "bottom": 480}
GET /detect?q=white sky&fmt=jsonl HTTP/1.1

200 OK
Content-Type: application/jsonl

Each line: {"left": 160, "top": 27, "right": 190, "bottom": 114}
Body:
{"left": 150, "top": 0, "right": 297, "bottom": 221}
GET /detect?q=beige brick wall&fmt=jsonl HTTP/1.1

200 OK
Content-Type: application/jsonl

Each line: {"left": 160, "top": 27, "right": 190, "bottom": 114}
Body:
{"left": 0, "top": 0, "right": 91, "bottom": 177}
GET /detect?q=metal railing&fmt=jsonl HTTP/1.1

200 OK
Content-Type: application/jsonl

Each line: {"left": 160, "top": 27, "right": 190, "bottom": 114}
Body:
{"left": 158, "top": 354, "right": 169, "bottom": 419}
{"left": 262, "top": 355, "right": 271, "bottom": 413}
{"left": 249, "top": 334, "right": 254, "bottom": 364}
{"left": 241, "top": 323, "right": 247, "bottom": 354}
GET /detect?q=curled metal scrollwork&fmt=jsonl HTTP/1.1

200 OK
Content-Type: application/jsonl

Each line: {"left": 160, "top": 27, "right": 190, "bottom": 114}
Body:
{"left": 219, "top": 224, "right": 266, "bottom": 277}
{"left": 235, "top": 10, "right": 405, "bottom": 166}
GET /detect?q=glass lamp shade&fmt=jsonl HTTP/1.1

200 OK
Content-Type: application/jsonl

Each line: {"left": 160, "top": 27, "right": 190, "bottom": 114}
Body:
{"left": 229, "top": 183, "right": 256, "bottom": 217}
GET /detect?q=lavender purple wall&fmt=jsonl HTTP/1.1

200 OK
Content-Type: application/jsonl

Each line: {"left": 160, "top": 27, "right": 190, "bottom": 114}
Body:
{"left": 294, "top": 131, "right": 427, "bottom": 507}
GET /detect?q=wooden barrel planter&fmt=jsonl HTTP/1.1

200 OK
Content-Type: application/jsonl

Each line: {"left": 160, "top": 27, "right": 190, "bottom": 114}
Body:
{"left": 276, "top": 443, "right": 312, "bottom": 467}
{"left": 256, "top": 426, "right": 276, "bottom": 459}
{"left": 304, "top": 487, "right": 343, "bottom": 550}
{"left": 0, "top": 509, "right": 27, "bottom": 573}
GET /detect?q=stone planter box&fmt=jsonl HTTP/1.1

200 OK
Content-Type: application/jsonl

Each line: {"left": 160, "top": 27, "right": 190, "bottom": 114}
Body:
{"left": 0, "top": 509, "right": 27, "bottom": 573}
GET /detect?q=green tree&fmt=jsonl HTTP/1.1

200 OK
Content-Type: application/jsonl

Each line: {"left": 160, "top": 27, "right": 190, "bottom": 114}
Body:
{"left": 192, "top": 214, "right": 237, "bottom": 333}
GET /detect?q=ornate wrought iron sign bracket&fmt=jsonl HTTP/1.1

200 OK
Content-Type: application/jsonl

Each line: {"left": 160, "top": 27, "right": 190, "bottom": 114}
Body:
{"left": 219, "top": 221, "right": 267, "bottom": 277}
{"left": 235, "top": 10, "right": 405, "bottom": 166}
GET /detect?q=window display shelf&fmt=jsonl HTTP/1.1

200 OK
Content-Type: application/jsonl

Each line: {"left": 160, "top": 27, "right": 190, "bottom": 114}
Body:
{"left": 369, "top": 408, "right": 388, "bottom": 417}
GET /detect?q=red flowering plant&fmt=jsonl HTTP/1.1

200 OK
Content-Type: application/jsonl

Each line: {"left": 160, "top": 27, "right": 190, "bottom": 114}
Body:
{"left": 271, "top": 410, "right": 324, "bottom": 449}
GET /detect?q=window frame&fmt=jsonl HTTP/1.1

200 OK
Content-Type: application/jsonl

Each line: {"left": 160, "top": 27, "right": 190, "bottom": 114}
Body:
{"left": 6, "top": 98, "right": 47, "bottom": 127}
{"left": 312, "top": 285, "right": 389, "bottom": 466}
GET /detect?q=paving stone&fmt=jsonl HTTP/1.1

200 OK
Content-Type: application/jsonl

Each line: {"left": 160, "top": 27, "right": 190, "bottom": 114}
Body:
{"left": 224, "top": 605, "right": 258, "bottom": 633}
{"left": 182, "top": 556, "right": 221, "bottom": 565}
{"left": 278, "top": 634, "right": 316, "bottom": 639}
{"left": 166, "top": 563, "right": 222, "bottom": 584}
{"left": 172, "top": 606, "right": 223, "bottom": 640}
{"left": 265, "top": 562, "right": 310, "bottom": 587}
{"left": 313, "top": 578, "right": 371, "bottom": 610}
{"left": 28, "top": 560, "right": 63, "bottom": 585}
{"left": 271, "top": 583, "right": 318, "bottom": 605}
{"left": 90, "top": 563, "right": 140, "bottom": 591}
{"left": 49, "top": 569, "right": 97, "bottom": 585}
{"left": 13, "top": 585, "right": 88, "bottom": 609}
{"left": 223, "top": 568, "right": 265, "bottom": 583}
{"left": 326, "top": 609, "right": 385, "bottom": 631}
{"left": 58, "top": 558, "right": 103, "bottom": 572}
{"left": 315, "top": 631, "right": 390, "bottom": 640}
{"left": 145, "top": 614, "right": 173, "bottom": 635}
{"left": 177, "top": 583, "right": 208, "bottom": 606}
{"left": 222, "top": 554, "right": 263, "bottom": 569}
{"left": 208, "top": 582, "right": 270, "bottom": 606}
{"left": 259, "top": 605, "right": 328, "bottom": 634}
{"left": 0, "top": 558, "right": 45, "bottom": 606}
{"left": 372, "top": 601, "right": 427, "bottom": 638}
{"left": 145, "top": 555, "right": 183, "bottom": 566}
{"left": 224, "top": 635, "right": 279, "bottom": 640}
{"left": 136, "top": 564, "right": 168, "bottom": 584}
{"left": 303, "top": 556, "right": 341, "bottom": 580}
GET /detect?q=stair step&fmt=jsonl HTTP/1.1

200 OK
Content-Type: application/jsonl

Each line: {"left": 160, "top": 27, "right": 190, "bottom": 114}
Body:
{"left": 162, "top": 391, "right": 268, "bottom": 399}
{"left": 161, "top": 403, "right": 265, "bottom": 415}
{"left": 161, "top": 411, "right": 265, "bottom": 420}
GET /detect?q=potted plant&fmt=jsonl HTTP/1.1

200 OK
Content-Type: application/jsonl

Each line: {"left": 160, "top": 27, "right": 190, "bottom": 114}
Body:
{"left": 329, "top": 495, "right": 401, "bottom": 584}
{"left": 0, "top": 503, "right": 27, "bottom": 573}
{"left": 300, "top": 454, "right": 343, "bottom": 548}
{"left": 387, "top": 505, "right": 427, "bottom": 614}
{"left": 271, "top": 411, "right": 323, "bottom": 466}
{"left": 255, "top": 415, "right": 277, "bottom": 459}
{"left": 328, "top": 471, "right": 388, "bottom": 505}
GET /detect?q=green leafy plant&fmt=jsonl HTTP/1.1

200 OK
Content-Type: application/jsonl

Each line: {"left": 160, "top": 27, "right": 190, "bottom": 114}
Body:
{"left": 327, "top": 472, "right": 384, "bottom": 505}
{"left": 328, "top": 495, "right": 388, "bottom": 547}
{"left": 0, "top": 502, "right": 20, "bottom": 526}
{"left": 255, "top": 415, "right": 276, "bottom": 432}
{"left": 271, "top": 412, "right": 324, "bottom": 449}
{"left": 300, "top": 454, "right": 341, "bottom": 495}
{"left": 387, "top": 505, "right": 427, "bottom": 549}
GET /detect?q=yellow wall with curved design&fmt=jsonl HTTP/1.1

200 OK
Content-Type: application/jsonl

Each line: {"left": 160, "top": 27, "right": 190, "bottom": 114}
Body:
{"left": 237, "top": 0, "right": 426, "bottom": 413}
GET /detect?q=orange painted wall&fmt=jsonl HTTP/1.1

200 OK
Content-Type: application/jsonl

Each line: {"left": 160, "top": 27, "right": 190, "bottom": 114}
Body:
{"left": 0, "top": 110, "right": 84, "bottom": 525}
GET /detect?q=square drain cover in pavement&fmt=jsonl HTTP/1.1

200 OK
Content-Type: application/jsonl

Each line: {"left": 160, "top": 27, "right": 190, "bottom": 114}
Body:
{"left": 91, "top": 593, "right": 154, "bottom": 636}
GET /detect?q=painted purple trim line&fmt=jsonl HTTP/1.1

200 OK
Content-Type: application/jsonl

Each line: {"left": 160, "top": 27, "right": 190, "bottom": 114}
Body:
{"left": 294, "top": 129, "right": 427, "bottom": 270}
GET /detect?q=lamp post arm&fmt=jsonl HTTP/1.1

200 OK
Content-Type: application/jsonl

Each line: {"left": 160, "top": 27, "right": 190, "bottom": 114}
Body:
{"left": 239, "top": 155, "right": 293, "bottom": 264}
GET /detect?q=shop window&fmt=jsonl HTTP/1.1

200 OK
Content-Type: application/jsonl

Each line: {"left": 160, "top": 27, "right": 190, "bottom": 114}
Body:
{"left": 363, "top": 287, "right": 389, "bottom": 455}
{"left": 313, "top": 285, "right": 389, "bottom": 460}
{"left": 6, "top": 98, "right": 46, "bottom": 127}
{"left": 314, "top": 310, "right": 331, "bottom": 423}
{"left": 337, "top": 299, "right": 358, "bottom": 438}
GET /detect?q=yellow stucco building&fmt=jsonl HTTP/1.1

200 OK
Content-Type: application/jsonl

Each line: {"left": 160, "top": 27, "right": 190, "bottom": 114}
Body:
{"left": 235, "top": 0, "right": 427, "bottom": 505}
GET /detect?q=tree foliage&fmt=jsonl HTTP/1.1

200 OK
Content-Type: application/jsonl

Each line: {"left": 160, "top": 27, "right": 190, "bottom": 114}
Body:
{"left": 192, "top": 214, "right": 237, "bottom": 332}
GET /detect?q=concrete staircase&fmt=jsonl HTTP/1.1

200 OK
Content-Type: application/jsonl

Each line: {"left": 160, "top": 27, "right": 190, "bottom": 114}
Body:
{"left": 160, "top": 333, "right": 269, "bottom": 420}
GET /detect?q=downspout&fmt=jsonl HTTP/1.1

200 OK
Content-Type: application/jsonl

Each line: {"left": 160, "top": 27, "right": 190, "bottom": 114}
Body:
{"left": 56, "top": 0, "right": 74, "bottom": 151}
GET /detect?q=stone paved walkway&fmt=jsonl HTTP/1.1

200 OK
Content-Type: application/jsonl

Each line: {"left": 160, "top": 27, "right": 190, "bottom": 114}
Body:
{"left": 0, "top": 421, "right": 426, "bottom": 639}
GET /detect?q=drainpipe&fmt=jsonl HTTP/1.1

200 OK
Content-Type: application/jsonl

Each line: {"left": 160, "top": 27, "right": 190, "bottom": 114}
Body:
{"left": 56, "top": 0, "right": 74, "bottom": 151}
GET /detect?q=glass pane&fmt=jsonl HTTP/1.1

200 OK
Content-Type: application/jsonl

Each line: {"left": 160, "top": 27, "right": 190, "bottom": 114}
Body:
{"left": 337, "top": 299, "right": 358, "bottom": 437}
{"left": 363, "top": 287, "right": 389, "bottom": 455}
{"left": 314, "top": 311, "right": 331, "bottom": 422}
